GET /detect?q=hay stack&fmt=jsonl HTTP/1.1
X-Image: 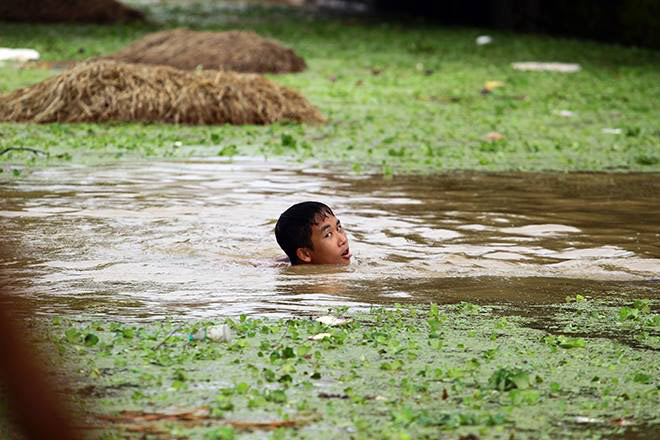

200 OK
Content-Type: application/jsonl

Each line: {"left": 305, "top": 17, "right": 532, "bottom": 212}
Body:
{"left": 103, "top": 29, "right": 307, "bottom": 74}
{"left": 0, "top": 61, "right": 324, "bottom": 125}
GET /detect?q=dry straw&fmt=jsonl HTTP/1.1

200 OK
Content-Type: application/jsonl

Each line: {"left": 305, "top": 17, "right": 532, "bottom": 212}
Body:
{"left": 0, "top": 61, "right": 325, "bottom": 125}
{"left": 103, "top": 29, "right": 307, "bottom": 73}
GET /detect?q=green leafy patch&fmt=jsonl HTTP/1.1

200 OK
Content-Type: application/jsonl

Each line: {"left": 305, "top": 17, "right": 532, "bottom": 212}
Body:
{"left": 18, "top": 298, "right": 659, "bottom": 439}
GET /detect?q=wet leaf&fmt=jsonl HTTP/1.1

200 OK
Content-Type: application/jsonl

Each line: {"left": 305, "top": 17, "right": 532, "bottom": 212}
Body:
{"left": 213, "top": 396, "right": 234, "bottom": 411}
{"left": 489, "top": 368, "right": 531, "bottom": 391}
{"left": 262, "top": 368, "right": 275, "bottom": 382}
{"left": 390, "top": 406, "right": 416, "bottom": 426}
{"left": 84, "top": 333, "right": 99, "bottom": 347}
{"left": 217, "top": 144, "right": 238, "bottom": 157}
{"left": 234, "top": 382, "right": 250, "bottom": 395}
{"left": 264, "top": 389, "right": 287, "bottom": 403}
{"left": 121, "top": 327, "right": 135, "bottom": 339}
{"left": 509, "top": 389, "right": 540, "bottom": 405}
{"left": 632, "top": 373, "right": 652, "bottom": 384}
{"left": 205, "top": 426, "right": 236, "bottom": 440}
{"left": 544, "top": 335, "right": 586, "bottom": 349}
{"left": 280, "top": 133, "right": 296, "bottom": 148}
{"left": 65, "top": 327, "right": 81, "bottom": 344}
{"left": 635, "top": 154, "right": 658, "bottom": 166}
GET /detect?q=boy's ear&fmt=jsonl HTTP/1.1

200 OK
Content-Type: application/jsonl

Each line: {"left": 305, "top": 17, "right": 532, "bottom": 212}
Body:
{"left": 296, "top": 247, "right": 312, "bottom": 264}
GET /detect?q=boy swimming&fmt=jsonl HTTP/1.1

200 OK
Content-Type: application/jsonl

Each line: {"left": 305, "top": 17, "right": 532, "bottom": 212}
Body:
{"left": 275, "top": 201, "right": 352, "bottom": 265}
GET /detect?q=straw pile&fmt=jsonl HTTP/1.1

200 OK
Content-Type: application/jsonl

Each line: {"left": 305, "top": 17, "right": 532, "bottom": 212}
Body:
{"left": 0, "top": 61, "right": 324, "bottom": 125}
{"left": 103, "top": 29, "right": 307, "bottom": 73}
{"left": 0, "top": 0, "right": 144, "bottom": 23}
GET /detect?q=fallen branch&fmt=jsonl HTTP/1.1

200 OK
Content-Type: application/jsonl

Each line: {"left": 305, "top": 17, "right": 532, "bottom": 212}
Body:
{"left": 95, "top": 408, "right": 209, "bottom": 423}
{"left": 229, "top": 419, "right": 317, "bottom": 430}
{"left": 154, "top": 325, "right": 182, "bottom": 350}
{"left": 0, "top": 147, "right": 47, "bottom": 156}
{"left": 85, "top": 409, "right": 318, "bottom": 432}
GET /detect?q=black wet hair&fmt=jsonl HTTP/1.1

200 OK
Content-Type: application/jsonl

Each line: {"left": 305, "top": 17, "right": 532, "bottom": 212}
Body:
{"left": 275, "top": 201, "right": 335, "bottom": 265}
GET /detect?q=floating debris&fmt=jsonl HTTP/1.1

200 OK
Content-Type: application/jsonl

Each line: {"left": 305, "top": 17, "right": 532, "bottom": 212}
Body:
{"left": 555, "top": 110, "right": 576, "bottom": 117}
{"left": 512, "top": 62, "right": 581, "bottom": 73}
{"left": 0, "top": 48, "right": 39, "bottom": 65}
{"left": 573, "top": 416, "right": 602, "bottom": 424}
{"left": 315, "top": 316, "right": 350, "bottom": 326}
{"left": 476, "top": 35, "right": 493, "bottom": 45}
{"left": 483, "top": 131, "right": 505, "bottom": 141}
{"left": 481, "top": 80, "right": 505, "bottom": 94}
{"left": 189, "top": 325, "right": 232, "bottom": 343}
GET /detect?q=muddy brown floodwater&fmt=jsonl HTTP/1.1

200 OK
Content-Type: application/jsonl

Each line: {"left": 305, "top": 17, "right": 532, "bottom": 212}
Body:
{"left": 1, "top": 158, "right": 658, "bottom": 320}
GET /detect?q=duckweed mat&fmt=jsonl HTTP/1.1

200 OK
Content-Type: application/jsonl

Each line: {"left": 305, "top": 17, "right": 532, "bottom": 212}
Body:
{"left": 1, "top": 1, "right": 659, "bottom": 172}
{"left": 6, "top": 297, "right": 657, "bottom": 439}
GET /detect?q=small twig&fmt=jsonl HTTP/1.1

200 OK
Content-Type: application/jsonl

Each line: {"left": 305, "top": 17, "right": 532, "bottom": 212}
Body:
{"left": 154, "top": 325, "right": 182, "bottom": 350}
{"left": 276, "top": 325, "right": 289, "bottom": 345}
{"left": 0, "top": 147, "right": 48, "bottom": 156}
{"left": 85, "top": 409, "right": 319, "bottom": 432}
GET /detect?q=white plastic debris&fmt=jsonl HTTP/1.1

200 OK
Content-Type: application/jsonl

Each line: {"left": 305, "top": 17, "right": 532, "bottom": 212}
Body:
{"left": 189, "top": 324, "right": 232, "bottom": 343}
{"left": 573, "top": 416, "right": 602, "bottom": 424}
{"left": 610, "top": 418, "right": 635, "bottom": 427}
{"left": 0, "top": 48, "right": 40, "bottom": 64}
{"left": 476, "top": 35, "right": 493, "bottom": 45}
{"left": 512, "top": 62, "right": 581, "bottom": 73}
{"left": 315, "top": 316, "right": 350, "bottom": 326}
{"left": 602, "top": 128, "right": 622, "bottom": 135}
{"left": 555, "top": 110, "right": 576, "bottom": 117}
{"left": 308, "top": 333, "right": 332, "bottom": 341}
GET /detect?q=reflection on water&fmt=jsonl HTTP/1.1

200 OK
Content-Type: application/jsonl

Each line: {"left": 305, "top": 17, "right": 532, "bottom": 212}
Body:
{"left": 1, "top": 158, "right": 658, "bottom": 320}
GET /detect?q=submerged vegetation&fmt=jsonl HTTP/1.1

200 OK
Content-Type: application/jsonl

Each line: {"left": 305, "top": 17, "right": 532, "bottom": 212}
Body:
{"left": 9, "top": 297, "right": 657, "bottom": 439}
{"left": 0, "top": 0, "right": 659, "bottom": 173}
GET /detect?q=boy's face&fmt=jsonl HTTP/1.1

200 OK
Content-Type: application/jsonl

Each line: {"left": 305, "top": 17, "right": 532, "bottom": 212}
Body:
{"left": 298, "top": 214, "right": 351, "bottom": 265}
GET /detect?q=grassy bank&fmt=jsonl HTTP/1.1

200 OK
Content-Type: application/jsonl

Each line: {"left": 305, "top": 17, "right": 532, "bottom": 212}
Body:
{"left": 1, "top": 1, "right": 659, "bottom": 174}
{"left": 2, "top": 297, "right": 656, "bottom": 439}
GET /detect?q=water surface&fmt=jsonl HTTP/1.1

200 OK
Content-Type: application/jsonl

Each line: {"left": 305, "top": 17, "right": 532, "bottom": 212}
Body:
{"left": 1, "top": 158, "right": 658, "bottom": 319}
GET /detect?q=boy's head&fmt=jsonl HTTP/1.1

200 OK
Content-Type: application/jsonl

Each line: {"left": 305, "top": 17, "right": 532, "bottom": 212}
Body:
{"left": 275, "top": 201, "right": 352, "bottom": 265}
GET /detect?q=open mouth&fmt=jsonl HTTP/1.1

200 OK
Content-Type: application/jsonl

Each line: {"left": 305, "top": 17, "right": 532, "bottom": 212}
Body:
{"left": 341, "top": 248, "right": 352, "bottom": 259}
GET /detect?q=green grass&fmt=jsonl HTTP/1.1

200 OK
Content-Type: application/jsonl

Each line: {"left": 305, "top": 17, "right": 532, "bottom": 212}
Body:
{"left": 0, "top": 0, "right": 659, "bottom": 174}
{"left": 11, "top": 298, "right": 657, "bottom": 439}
